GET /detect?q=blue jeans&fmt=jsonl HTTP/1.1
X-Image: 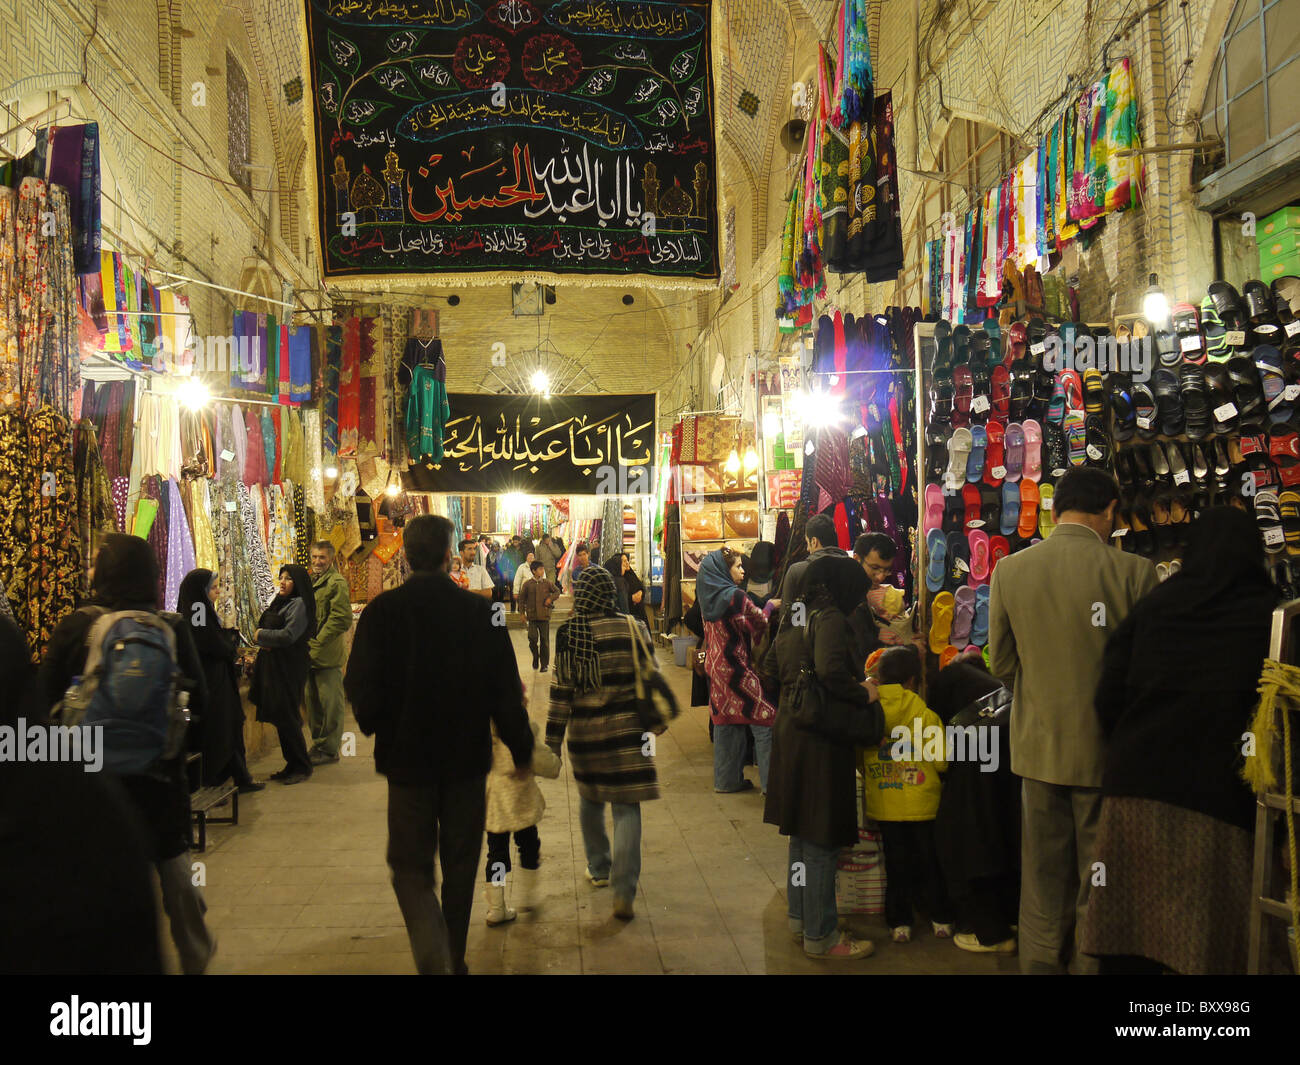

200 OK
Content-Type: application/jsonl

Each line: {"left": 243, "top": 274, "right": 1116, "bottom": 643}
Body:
{"left": 713, "top": 723, "right": 772, "bottom": 792}
{"left": 578, "top": 798, "right": 642, "bottom": 903}
{"left": 787, "top": 836, "right": 841, "bottom": 951}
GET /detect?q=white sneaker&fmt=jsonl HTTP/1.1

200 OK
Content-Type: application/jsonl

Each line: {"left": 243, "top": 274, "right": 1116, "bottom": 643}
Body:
{"left": 891, "top": 925, "right": 912, "bottom": 943}
{"left": 932, "top": 921, "right": 955, "bottom": 938}
{"left": 953, "top": 932, "right": 1017, "bottom": 954}
{"left": 585, "top": 867, "right": 610, "bottom": 888}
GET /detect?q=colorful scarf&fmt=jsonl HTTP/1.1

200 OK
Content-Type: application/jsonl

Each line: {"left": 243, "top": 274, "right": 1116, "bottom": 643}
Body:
{"left": 554, "top": 565, "right": 619, "bottom": 693}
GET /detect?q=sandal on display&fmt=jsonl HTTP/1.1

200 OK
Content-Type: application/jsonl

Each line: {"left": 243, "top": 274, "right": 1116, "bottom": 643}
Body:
{"left": 1273, "top": 276, "right": 1300, "bottom": 318}
{"left": 970, "top": 585, "right": 991, "bottom": 646}
{"left": 1199, "top": 295, "right": 1230, "bottom": 362}
{"left": 1207, "top": 280, "right": 1248, "bottom": 341}
{"left": 946, "top": 530, "right": 971, "bottom": 592}
{"left": 980, "top": 486, "right": 1001, "bottom": 531}
{"left": 1004, "top": 422, "right": 1025, "bottom": 482}
{"left": 1166, "top": 440, "right": 1191, "bottom": 489}
{"left": 1000, "top": 481, "right": 1021, "bottom": 537}
{"left": 1009, "top": 359, "right": 1035, "bottom": 421}
{"left": 1178, "top": 365, "right": 1212, "bottom": 441}
{"left": 946, "top": 427, "right": 973, "bottom": 489}
{"left": 1128, "top": 499, "right": 1155, "bottom": 557}
{"left": 924, "top": 482, "right": 945, "bottom": 534}
{"left": 967, "top": 425, "right": 988, "bottom": 482}
{"left": 1254, "top": 344, "right": 1290, "bottom": 423}
{"left": 1172, "top": 301, "right": 1205, "bottom": 365}
{"left": 1152, "top": 367, "right": 1185, "bottom": 436}
{"left": 1202, "top": 362, "right": 1238, "bottom": 434}
{"left": 1115, "top": 448, "right": 1137, "bottom": 494}
{"left": 951, "top": 586, "right": 976, "bottom": 645}
{"left": 1059, "top": 369, "right": 1084, "bottom": 413}
{"left": 1043, "top": 420, "right": 1069, "bottom": 480}
{"left": 1007, "top": 321, "right": 1028, "bottom": 363}
{"left": 991, "top": 364, "right": 1012, "bottom": 421}
{"left": 1022, "top": 419, "right": 1043, "bottom": 482}
{"left": 989, "top": 535, "right": 1011, "bottom": 573}
{"left": 1244, "top": 280, "right": 1281, "bottom": 341}
{"left": 1039, "top": 482, "right": 1056, "bottom": 537}
{"left": 968, "top": 528, "right": 991, "bottom": 583}
{"left": 928, "top": 591, "right": 955, "bottom": 653}
{"left": 952, "top": 364, "right": 974, "bottom": 428}
{"left": 963, "top": 483, "right": 983, "bottom": 529}
{"left": 1084, "top": 414, "right": 1111, "bottom": 468}
{"left": 1109, "top": 373, "right": 1136, "bottom": 442}
{"left": 1256, "top": 490, "right": 1286, "bottom": 555}
{"left": 1189, "top": 442, "right": 1211, "bottom": 490}
{"left": 925, "top": 529, "right": 948, "bottom": 593}
{"left": 1018, "top": 479, "right": 1040, "bottom": 539}
{"left": 984, "top": 421, "right": 1006, "bottom": 486}
{"left": 1227, "top": 355, "right": 1265, "bottom": 423}
{"left": 1064, "top": 411, "right": 1087, "bottom": 467}
{"left": 1082, "top": 368, "right": 1107, "bottom": 417}
{"left": 944, "top": 489, "right": 965, "bottom": 534}
{"left": 1132, "top": 379, "right": 1159, "bottom": 439}
{"left": 1150, "top": 440, "right": 1172, "bottom": 484}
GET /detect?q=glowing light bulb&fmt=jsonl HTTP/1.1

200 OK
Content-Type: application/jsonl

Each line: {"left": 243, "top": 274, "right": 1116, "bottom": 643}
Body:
{"left": 324, "top": 465, "right": 339, "bottom": 479}
{"left": 176, "top": 378, "right": 209, "bottom": 410}
{"left": 385, "top": 482, "right": 400, "bottom": 497}
{"left": 530, "top": 370, "right": 550, "bottom": 393}
{"left": 724, "top": 449, "right": 741, "bottom": 475}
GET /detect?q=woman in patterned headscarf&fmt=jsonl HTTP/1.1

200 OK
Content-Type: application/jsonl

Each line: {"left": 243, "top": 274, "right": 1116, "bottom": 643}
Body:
{"left": 547, "top": 565, "right": 659, "bottom": 921}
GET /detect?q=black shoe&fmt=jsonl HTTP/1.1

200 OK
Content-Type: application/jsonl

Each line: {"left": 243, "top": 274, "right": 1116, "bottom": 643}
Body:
{"left": 532, "top": 659, "right": 539, "bottom": 671}
{"left": 309, "top": 748, "right": 339, "bottom": 766}
{"left": 269, "top": 767, "right": 292, "bottom": 781}
{"left": 237, "top": 781, "right": 266, "bottom": 794}
{"left": 540, "top": 665, "right": 549, "bottom": 672}
{"left": 279, "top": 770, "right": 312, "bottom": 785}
{"left": 715, "top": 779, "right": 755, "bottom": 794}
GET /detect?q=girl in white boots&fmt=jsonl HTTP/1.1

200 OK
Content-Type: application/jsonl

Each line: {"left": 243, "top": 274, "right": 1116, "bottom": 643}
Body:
{"left": 484, "top": 719, "right": 561, "bottom": 925}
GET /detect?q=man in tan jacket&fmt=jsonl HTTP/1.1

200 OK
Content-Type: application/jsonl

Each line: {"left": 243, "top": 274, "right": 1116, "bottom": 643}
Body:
{"left": 989, "top": 468, "right": 1157, "bottom": 974}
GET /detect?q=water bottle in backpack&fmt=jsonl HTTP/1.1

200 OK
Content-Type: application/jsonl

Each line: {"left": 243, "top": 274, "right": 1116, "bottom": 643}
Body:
{"left": 54, "top": 609, "right": 188, "bottom": 774}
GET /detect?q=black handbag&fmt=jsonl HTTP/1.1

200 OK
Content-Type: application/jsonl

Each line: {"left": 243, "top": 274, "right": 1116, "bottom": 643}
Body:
{"left": 789, "top": 612, "right": 884, "bottom": 746}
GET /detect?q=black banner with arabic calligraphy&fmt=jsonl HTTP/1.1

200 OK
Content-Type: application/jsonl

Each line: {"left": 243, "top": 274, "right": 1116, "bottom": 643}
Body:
{"left": 303, "top": 0, "right": 718, "bottom": 284}
{"left": 401, "top": 391, "right": 657, "bottom": 494}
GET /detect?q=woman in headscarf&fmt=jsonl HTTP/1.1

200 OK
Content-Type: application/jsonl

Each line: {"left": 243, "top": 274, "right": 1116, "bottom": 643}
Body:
{"left": 1081, "top": 507, "right": 1278, "bottom": 975}
{"left": 249, "top": 563, "right": 316, "bottom": 785}
{"left": 699, "top": 546, "right": 779, "bottom": 794}
{"left": 35, "top": 533, "right": 216, "bottom": 974}
{"left": 603, "top": 552, "right": 631, "bottom": 614}
{"left": 178, "top": 569, "right": 262, "bottom": 792}
{"left": 546, "top": 566, "right": 659, "bottom": 920}
{"left": 623, "top": 557, "right": 649, "bottom": 629}
{"left": 764, "top": 553, "right": 885, "bottom": 961}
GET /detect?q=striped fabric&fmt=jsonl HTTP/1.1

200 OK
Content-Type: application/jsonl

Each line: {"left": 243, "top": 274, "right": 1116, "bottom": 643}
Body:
{"left": 547, "top": 614, "right": 660, "bottom": 804}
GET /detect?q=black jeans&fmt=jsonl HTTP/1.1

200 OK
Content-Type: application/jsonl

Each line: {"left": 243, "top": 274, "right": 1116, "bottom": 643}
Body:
{"left": 527, "top": 620, "right": 550, "bottom": 668}
{"left": 879, "top": 820, "right": 953, "bottom": 928}
{"left": 386, "top": 776, "right": 487, "bottom": 975}
{"left": 484, "top": 825, "right": 541, "bottom": 880}
{"left": 958, "top": 873, "right": 1019, "bottom": 945}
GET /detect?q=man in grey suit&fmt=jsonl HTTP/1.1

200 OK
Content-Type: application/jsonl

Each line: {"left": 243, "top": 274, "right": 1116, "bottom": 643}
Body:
{"left": 989, "top": 468, "right": 1157, "bottom": 974}
{"left": 776, "top": 513, "right": 846, "bottom": 622}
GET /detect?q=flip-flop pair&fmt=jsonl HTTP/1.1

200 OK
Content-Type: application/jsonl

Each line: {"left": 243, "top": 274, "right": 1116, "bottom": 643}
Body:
{"left": 929, "top": 591, "right": 954, "bottom": 653}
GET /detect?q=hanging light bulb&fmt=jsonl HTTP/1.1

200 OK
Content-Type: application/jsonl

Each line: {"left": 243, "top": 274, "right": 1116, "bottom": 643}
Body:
{"left": 530, "top": 370, "right": 550, "bottom": 393}
{"left": 385, "top": 481, "right": 400, "bottom": 498}
{"left": 324, "top": 465, "right": 339, "bottom": 479}
{"left": 743, "top": 447, "right": 760, "bottom": 472}
{"left": 724, "top": 449, "right": 741, "bottom": 475}
{"left": 1142, "top": 273, "right": 1168, "bottom": 326}
{"left": 176, "top": 377, "right": 209, "bottom": 410}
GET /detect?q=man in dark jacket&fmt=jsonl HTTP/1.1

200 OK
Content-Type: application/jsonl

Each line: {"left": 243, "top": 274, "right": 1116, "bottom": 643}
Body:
{"left": 345, "top": 514, "right": 533, "bottom": 975}
{"left": 306, "top": 541, "right": 353, "bottom": 765}
{"left": 775, "top": 513, "right": 846, "bottom": 624}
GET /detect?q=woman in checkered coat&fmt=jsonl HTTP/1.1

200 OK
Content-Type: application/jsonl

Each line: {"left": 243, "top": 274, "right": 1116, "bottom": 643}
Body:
{"left": 547, "top": 566, "right": 659, "bottom": 919}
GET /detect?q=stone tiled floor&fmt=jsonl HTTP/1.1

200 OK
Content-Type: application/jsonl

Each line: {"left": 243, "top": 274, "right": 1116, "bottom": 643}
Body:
{"left": 184, "top": 629, "right": 1015, "bottom": 975}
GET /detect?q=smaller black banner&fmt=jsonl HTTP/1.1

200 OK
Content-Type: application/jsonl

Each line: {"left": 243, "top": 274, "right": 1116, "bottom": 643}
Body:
{"left": 402, "top": 391, "right": 656, "bottom": 495}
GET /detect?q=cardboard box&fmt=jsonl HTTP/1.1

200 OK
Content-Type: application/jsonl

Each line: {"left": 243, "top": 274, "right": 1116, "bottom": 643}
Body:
{"left": 1261, "top": 205, "right": 1300, "bottom": 238}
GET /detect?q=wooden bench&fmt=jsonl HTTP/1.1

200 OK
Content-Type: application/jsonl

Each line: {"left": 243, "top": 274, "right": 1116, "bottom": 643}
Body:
{"left": 185, "top": 753, "right": 238, "bottom": 852}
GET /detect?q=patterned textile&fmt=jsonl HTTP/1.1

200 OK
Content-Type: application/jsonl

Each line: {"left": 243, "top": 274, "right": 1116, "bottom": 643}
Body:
{"left": 0, "top": 188, "right": 17, "bottom": 408}
{"left": 164, "top": 479, "right": 196, "bottom": 612}
{"left": 292, "top": 483, "right": 309, "bottom": 567}
{"left": 554, "top": 565, "right": 618, "bottom": 693}
{"left": 188, "top": 478, "right": 219, "bottom": 574}
{"left": 547, "top": 607, "right": 660, "bottom": 805}
{"left": 267, "top": 483, "right": 294, "bottom": 576}
{"left": 208, "top": 474, "right": 239, "bottom": 632}
{"left": 238, "top": 482, "right": 276, "bottom": 621}
{"left": 600, "top": 497, "right": 622, "bottom": 563}
{"left": 243, "top": 407, "right": 267, "bottom": 486}
{"left": 1080, "top": 796, "right": 1252, "bottom": 975}
{"left": 323, "top": 322, "right": 342, "bottom": 456}
{"left": 0, "top": 406, "right": 80, "bottom": 661}
{"left": 72, "top": 419, "right": 115, "bottom": 597}
{"left": 304, "top": 408, "right": 325, "bottom": 511}
{"left": 703, "top": 598, "right": 777, "bottom": 726}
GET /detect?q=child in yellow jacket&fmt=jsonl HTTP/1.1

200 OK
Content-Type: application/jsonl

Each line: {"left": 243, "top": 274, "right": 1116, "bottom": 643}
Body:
{"left": 861, "top": 646, "right": 955, "bottom": 943}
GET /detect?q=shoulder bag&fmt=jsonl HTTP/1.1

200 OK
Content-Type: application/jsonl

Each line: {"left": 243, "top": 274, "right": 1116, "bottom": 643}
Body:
{"left": 788, "top": 611, "right": 884, "bottom": 746}
{"left": 625, "top": 617, "right": 681, "bottom": 735}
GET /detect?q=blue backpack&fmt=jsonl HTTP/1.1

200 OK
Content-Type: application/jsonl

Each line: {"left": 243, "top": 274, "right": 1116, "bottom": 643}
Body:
{"left": 55, "top": 609, "right": 187, "bottom": 774}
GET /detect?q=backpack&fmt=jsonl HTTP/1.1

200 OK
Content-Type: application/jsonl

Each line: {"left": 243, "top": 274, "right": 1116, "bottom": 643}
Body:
{"left": 53, "top": 608, "right": 189, "bottom": 775}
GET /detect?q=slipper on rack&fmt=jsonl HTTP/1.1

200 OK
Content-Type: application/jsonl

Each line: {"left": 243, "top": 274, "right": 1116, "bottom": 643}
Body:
{"left": 1059, "top": 369, "right": 1084, "bottom": 413}
{"left": 952, "top": 364, "right": 973, "bottom": 428}
{"left": 1227, "top": 355, "right": 1265, "bottom": 423}
{"left": 1128, "top": 499, "right": 1155, "bottom": 557}
{"left": 1004, "top": 422, "right": 1025, "bottom": 483}
{"left": 1006, "top": 321, "right": 1027, "bottom": 363}
{"left": 1039, "top": 482, "right": 1056, "bottom": 538}
{"left": 943, "top": 487, "right": 965, "bottom": 534}
{"left": 1083, "top": 369, "right": 1107, "bottom": 417}
{"left": 963, "top": 482, "right": 983, "bottom": 529}
{"left": 1115, "top": 448, "right": 1137, "bottom": 494}
{"left": 1244, "top": 280, "right": 1281, "bottom": 340}
{"left": 1256, "top": 490, "right": 1286, "bottom": 556}
{"left": 1064, "top": 411, "right": 1087, "bottom": 467}
{"left": 1009, "top": 359, "right": 1034, "bottom": 421}
{"left": 989, "top": 535, "right": 1011, "bottom": 574}
{"left": 946, "top": 530, "right": 971, "bottom": 592}
{"left": 983, "top": 421, "right": 1006, "bottom": 486}
{"left": 928, "top": 378, "right": 954, "bottom": 426}
{"left": 1255, "top": 344, "right": 1291, "bottom": 423}
{"left": 999, "top": 480, "right": 1021, "bottom": 537}
{"left": 970, "top": 360, "right": 992, "bottom": 424}
{"left": 926, "top": 427, "right": 949, "bottom": 481}
{"left": 968, "top": 528, "right": 990, "bottom": 584}
{"left": 1172, "top": 301, "right": 1205, "bottom": 364}
{"left": 967, "top": 425, "right": 987, "bottom": 482}
{"left": 980, "top": 486, "right": 1001, "bottom": 531}
{"left": 1281, "top": 490, "right": 1300, "bottom": 558}
{"left": 1189, "top": 441, "right": 1210, "bottom": 490}
{"left": 970, "top": 585, "right": 991, "bottom": 646}
{"left": 1018, "top": 479, "right": 1040, "bottom": 540}
{"left": 1208, "top": 280, "right": 1248, "bottom": 340}
{"left": 1200, "top": 295, "right": 1230, "bottom": 362}
{"left": 991, "top": 364, "right": 1011, "bottom": 421}
{"left": 1033, "top": 363, "right": 1057, "bottom": 422}
{"left": 925, "top": 529, "right": 948, "bottom": 593}
{"left": 953, "top": 324, "right": 972, "bottom": 364}
{"left": 1202, "top": 362, "right": 1238, "bottom": 434}
{"left": 924, "top": 482, "right": 945, "bottom": 534}
{"left": 1179, "top": 365, "right": 1211, "bottom": 441}
{"left": 1132, "top": 380, "right": 1159, "bottom": 439}
{"left": 1084, "top": 414, "right": 1111, "bottom": 468}
{"left": 950, "top": 586, "right": 976, "bottom": 646}
{"left": 1022, "top": 419, "right": 1043, "bottom": 482}
{"left": 946, "top": 427, "right": 973, "bottom": 490}
{"left": 1166, "top": 440, "right": 1191, "bottom": 489}
{"left": 1152, "top": 367, "right": 1185, "bottom": 436}
{"left": 1268, "top": 424, "right": 1300, "bottom": 469}
{"left": 1150, "top": 440, "right": 1172, "bottom": 485}
{"left": 1107, "top": 372, "right": 1135, "bottom": 443}
{"left": 1043, "top": 420, "right": 1069, "bottom": 480}
{"left": 928, "top": 590, "right": 955, "bottom": 653}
